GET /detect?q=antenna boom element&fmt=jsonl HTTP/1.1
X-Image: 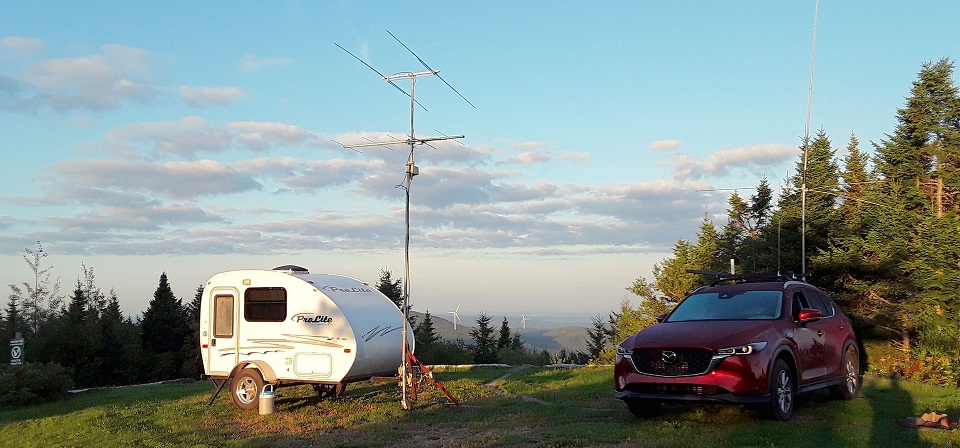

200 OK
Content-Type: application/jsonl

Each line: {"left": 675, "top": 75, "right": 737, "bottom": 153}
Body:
{"left": 342, "top": 135, "right": 464, "bottom": 149}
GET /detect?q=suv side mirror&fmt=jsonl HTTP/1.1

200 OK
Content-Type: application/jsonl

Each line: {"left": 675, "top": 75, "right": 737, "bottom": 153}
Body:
{"left": 655, "top": 313, "right": 668, "bottom": 324}
{"left": 797, "top": 308, "right": 822, "bottom": 324}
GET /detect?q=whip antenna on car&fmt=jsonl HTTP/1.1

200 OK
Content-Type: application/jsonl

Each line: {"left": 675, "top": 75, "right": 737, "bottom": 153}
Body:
{"left": 335, "top": 30, "right": 472, "bottom": 410}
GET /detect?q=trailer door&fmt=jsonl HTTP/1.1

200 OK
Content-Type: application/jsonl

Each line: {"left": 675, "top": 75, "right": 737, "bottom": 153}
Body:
{"left": 208, "top": 290, "right": 239, "bottom": 375}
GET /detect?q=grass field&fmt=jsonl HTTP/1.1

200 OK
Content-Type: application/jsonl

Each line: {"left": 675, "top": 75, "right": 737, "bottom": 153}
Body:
{"left": 1, "top": 366, "right": 959, "bottom": 447}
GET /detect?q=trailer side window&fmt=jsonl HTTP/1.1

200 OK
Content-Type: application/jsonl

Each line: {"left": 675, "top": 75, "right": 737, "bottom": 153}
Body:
{"left": 244, "top": 287, "right": 287, "bottom": 322}
{"left": 214, "top": 295, "right": 234, "bottom": 338}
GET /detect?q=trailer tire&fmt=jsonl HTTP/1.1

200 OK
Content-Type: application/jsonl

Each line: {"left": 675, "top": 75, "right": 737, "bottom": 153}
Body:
{"left": 232, "top": 368, "right": 265, "bottom": 411}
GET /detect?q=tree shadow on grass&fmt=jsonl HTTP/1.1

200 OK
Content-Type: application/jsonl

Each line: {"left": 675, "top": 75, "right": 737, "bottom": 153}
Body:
{"left": 0, "top": 381, "right": 210, "bottom": 424}
{"left": 863, "top": 378, "right": 923, "bottom": 448}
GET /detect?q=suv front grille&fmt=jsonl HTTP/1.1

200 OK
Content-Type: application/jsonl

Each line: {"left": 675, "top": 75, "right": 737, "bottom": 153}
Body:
{"left": 631, "top": 348, "right": 714, "bottom": 377}
{"left": 625, "top": 383, "right": 725, "bottom": 396}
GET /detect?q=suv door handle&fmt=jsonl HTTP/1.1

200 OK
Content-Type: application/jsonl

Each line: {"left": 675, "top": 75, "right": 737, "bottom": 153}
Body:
{"left": 212, "top": 339, "right": 217, "bottom": 347}
{"left": 817, "top": 330, "right": 824, "bottom": 337}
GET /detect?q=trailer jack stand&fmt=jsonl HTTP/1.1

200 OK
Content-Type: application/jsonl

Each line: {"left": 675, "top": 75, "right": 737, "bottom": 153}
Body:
{"left": 403, "top": 349, "right": 461, "bottom": 407}
{"left": 207, "top": 375, "right": 232, "bottom": 406}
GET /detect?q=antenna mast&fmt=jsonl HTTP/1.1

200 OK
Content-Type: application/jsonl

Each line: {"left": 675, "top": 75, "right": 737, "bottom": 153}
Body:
{"left": 801, "top": 0, "right": 819, "bottom": 279}
{"left": 336, "top": 31, "right": 470, "bottom": 410}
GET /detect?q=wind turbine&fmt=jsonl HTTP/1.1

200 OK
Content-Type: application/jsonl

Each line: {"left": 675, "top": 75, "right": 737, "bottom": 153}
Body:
{"left": 449, "top": 304, "right": 462, "bottom": 331}
{"left": 520, "top": 314, "right": 529, "bottom": 330}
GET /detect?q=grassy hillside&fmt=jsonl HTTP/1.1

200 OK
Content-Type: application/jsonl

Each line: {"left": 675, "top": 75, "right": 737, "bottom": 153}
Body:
{"left": 2, "top": 367, "right": 959, "bottom": 447}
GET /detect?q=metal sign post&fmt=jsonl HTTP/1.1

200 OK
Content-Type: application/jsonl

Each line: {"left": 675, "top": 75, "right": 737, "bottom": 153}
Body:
{"left": 10, "top": 332, "right": 24, "bottom": 366}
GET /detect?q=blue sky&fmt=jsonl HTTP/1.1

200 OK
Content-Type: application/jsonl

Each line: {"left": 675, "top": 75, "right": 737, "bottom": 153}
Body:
{"left": 1, "top": 2, "right": 957, "bottom": 322}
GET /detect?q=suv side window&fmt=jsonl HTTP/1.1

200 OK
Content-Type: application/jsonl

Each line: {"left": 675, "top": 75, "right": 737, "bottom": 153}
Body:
{"left": 813, "top": 291, "right": 836, "bottom": 317}
{"left": 802, "top": 288, "right": 832, "bottom": 317}
{"left": 791, "top": 291, "right": 809, "bottom": 321}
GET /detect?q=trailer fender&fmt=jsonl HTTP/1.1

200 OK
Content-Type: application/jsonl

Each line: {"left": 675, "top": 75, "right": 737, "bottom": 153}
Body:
{"left": 230, "top": 360, "right": 279, "bottom": 384}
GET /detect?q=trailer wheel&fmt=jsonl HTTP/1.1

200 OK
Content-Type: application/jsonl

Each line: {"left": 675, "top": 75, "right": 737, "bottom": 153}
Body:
{"left": 314, "top": 382, "right": 346, "bottom": 400}
{"left": 231, "top": 368, "right": 264, "bottom": 411}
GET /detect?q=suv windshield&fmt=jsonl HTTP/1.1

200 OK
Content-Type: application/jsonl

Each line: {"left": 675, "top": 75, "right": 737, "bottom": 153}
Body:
{"left": 667, "top": 290, "right": 783, "bottom": 322}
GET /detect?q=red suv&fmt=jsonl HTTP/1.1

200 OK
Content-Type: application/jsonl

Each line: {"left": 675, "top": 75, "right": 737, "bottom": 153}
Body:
{"left": 614, "top": 274, "right": 861, "bottom": 421}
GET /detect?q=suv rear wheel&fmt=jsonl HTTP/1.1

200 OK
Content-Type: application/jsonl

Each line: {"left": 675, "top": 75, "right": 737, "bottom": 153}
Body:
{"left": 767, "top": 359, "right": 794, "bottom": 421}
{"left": 830, "top": 343, "right": 861, "bottom": 400}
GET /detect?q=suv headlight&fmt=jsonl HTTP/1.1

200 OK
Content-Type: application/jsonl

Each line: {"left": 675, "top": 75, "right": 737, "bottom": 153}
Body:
{"left": 716, "top": 341, "right": 767, "bottom": 356}
{"left": 616, "top": 345, "right": 631, "bottom": 358}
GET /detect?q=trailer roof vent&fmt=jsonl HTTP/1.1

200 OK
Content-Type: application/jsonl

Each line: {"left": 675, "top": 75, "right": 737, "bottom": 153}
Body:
{"left": 273, "top": 265, "right": 309, "bottom": 274}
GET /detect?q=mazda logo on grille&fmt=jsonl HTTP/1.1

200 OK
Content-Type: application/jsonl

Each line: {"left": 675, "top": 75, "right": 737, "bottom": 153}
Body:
{"left": 661, "top": 351, "right": 677, "bottom": 364}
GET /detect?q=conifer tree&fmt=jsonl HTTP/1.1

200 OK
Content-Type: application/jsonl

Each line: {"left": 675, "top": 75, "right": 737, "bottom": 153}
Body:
{"left": 585, "top": 315, "right": 607, "bottom": 361}
{"left": 470, "top": 313, "right": 497, "bottom": 364}
{"left": 830, "top": 60, "right": 960, "bottom": 350}
{"left": 838, "top": 133, "right": 872, "bottom": 233}
{"left": 101, "top": 290, "right": 123, "bottom": 325}
{"left": 179, "top": 284, "right": 205, "bottom": 377}
{"left": 773, "top": 130, "right": 839, "bottom": 274}
{"left": 1, "top": 295, "right": 26, "bottom": 346}
{"left": 413, "top": 310, "right": 440, "bottom": 346}
{"left": 141, "top": 272, "right": 189, "bottom": 379}
{"left": 375, "top": 268, "right": 406, "bottom": 311}
{"left": 497, "top": 317, "right": 513, "bottom": 350}
{"left": 719, "top": 179, "right": 775, "bottom": 273}
{"left": 653, "top": 216, "right": 719, "bottom": 301}
{"left": 98, "top": 290, "right": 141, "bottom": 385}
{"left": 66, "top": 279, "right": 88, "bottom": 323}
{"left": 875, "top": 58, "right": 960, "bottom": 212}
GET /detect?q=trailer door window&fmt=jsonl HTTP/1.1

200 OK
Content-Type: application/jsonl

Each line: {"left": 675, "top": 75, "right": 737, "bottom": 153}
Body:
{"left": 213, "top": 295, "right": 234, "bottom": 338}
{"left": 244, "top": 287, "right": 287, "bottom": 322}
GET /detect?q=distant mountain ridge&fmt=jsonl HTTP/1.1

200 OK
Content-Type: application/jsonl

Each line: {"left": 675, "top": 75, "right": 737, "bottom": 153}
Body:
{"left": 408, "top": 311, "right": 590, "bottom": 354}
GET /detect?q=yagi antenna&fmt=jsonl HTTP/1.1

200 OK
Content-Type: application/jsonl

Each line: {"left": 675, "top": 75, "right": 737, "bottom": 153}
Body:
{"left": 386, "top": 30, "right": 476, "bottom": 109}
{"left": 336, "top": 30, "right": 470, "bottom": 411}
{"left": 333, "top": 42, "right": 428, "bottom": 112}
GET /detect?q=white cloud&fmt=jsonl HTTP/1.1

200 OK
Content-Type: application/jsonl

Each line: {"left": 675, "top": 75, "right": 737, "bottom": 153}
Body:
{"left": 234, "top": 157, "right": 385, "bottom": 192}
{"left": 179, "top": 85, "right": 244, "bottom": 107}
{"left": 3, "top": 153, "right": 720, "bottom": 257}
{"left": 649, "top": 139, "right": 682, "bottom": 151}
{"left": 512, "top": 141, "right": 551, "bottom": 150}
{"left": 561, "top": 151, "right": 590, "bottom": 164}
{"left": 103, "top": 117, "right": 232, "bottom": 158}
{"left": 0, "top": 36, "right": 45, "bottom": 55}
{"left": 20, "top": 44, "right": 157, "bottom": 111}
{"left": 669, "top": 144, "right": 797, "bottom": 180}
{"left": 0, "top": 215, "right": 16, "bottom": 230}
{"left": 48, "top": 203, "right": 223, "bottom": 232}
{"left": 46, "top": 158, "right": 261, "bottom": 200}
{"left": 228, "top": 121, "right": 326, "bottom": 151}
{"left": 500, "top": 151, "right": 551, "bottom": 166}
{"left": 101, "top": 118, "right": 338, "bottom": 159}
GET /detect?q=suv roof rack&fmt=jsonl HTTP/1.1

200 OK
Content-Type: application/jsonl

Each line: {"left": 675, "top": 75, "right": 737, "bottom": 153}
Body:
{"left": 686, "top": 270, "right": 809, "bottom": 286}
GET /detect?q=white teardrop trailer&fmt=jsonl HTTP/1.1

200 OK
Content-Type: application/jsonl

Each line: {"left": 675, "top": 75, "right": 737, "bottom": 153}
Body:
{"left": 199, "top": 265, "right": 413, "bottom": 410}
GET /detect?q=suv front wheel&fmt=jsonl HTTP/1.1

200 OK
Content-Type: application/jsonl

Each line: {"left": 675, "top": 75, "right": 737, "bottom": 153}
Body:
{"left": 767, "top": 359, "right": 795, "bottom": 421}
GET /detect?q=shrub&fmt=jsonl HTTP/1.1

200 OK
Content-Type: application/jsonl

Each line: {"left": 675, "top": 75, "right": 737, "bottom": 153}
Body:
{"left": 415, "top": 341, "right": 473, "bottom": 365}
{"left": 866, "top": 340, "right": 960, "bottom": 388}
{"left": 0, "top": 362, "right": 75, "bottom": 407}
